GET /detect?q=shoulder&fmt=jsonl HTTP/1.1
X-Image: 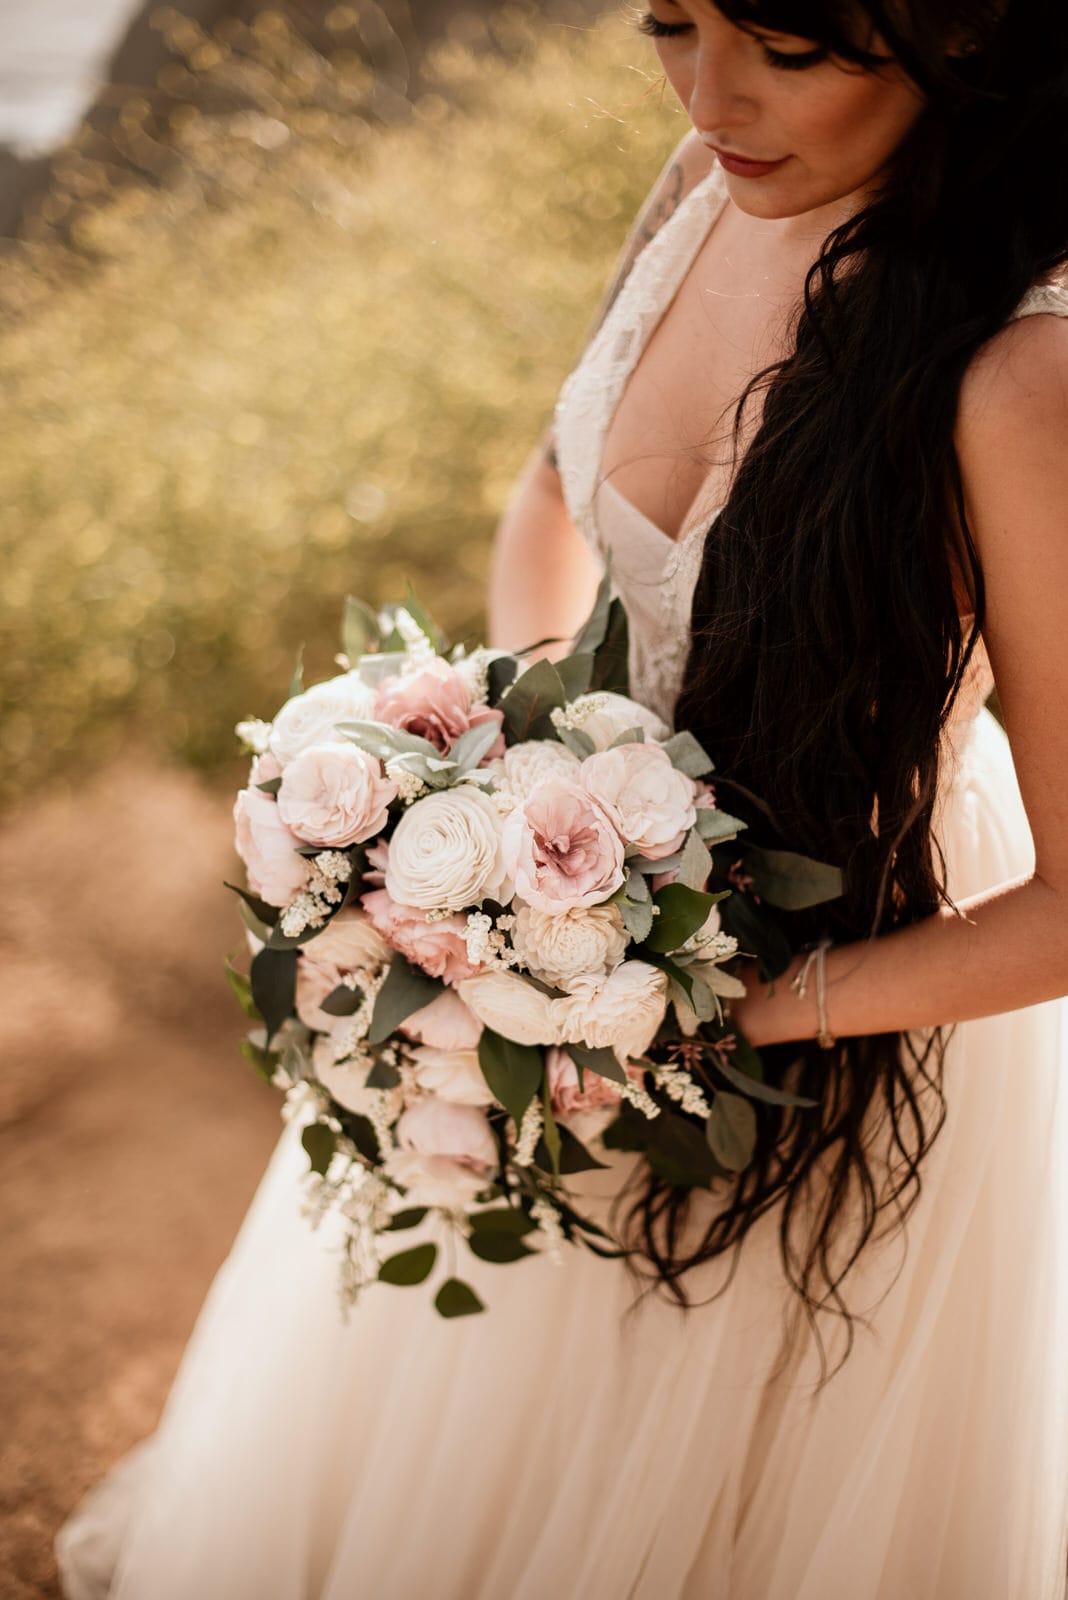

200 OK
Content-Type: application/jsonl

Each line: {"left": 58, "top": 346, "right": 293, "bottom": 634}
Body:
{"left": 957, "top": 306, "right": 1068, "bottom": 469}
{"left": 588, "top": 132, "right": 716, "bottom": 335}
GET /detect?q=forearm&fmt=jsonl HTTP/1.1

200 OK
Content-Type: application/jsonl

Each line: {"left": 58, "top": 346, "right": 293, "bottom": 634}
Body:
{"left": 740, "top": 871, "right": 1068, "bottom": 1047}
{"left": 488, "top": 442, "right": 603, "bottom": 655}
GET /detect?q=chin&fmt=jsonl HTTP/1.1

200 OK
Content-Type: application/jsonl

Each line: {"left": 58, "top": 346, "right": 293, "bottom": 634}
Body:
{"left": 721, "top": 169, "right": 862, "bottom": 223}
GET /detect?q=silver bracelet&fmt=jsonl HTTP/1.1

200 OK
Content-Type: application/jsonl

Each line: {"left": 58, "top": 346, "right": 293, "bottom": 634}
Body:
{"left": 791, "top": 938, "right": 836, "bottom": 1050}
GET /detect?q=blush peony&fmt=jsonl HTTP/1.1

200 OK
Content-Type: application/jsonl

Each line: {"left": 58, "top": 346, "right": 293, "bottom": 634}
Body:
{"left": 362, "top": 889, "right": 480, "bottom": 985}
{"left": 501, "top": 779, "right": 625, "bottom": 914}
{"left": 277, "top": 741, "right": 397, "bottom": 848}
{"left": 233, "top": 786, "right": 310, "bottom": 908}
{"left": 580, "top": 742, "right": 696, "bottom": 859}
{"left": 373, "top": 658, "right": 504, "bottom": 759}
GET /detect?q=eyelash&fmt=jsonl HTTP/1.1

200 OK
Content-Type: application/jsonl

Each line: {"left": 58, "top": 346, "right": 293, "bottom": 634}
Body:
{"left": 636, "top": 12, "right": 828, "bottom": 72}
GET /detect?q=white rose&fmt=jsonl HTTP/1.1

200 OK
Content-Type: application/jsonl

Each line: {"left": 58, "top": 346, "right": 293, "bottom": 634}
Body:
{"left": 566, "top": 692, "right": 669, "bottom": 752}
{"left": 553, "top": 960, "right": 668, "bottom": 1061}
{"left": 580, "top": 742, "right": 697, "bottom": 859}
{"left": 301, "top": 906, "right": 390, "bottom": 975}
{"left": 277, "top": 741, "right": 397, "bottom": 848}
{"left": 486, "top": 740, "right": 580, "bottom": 813}
{"left": 407, "top": 1046, "right": 495, "bottom": 1106}
{"left": 385, "top": 786, "right": 508, "bottom": 912}
{"left": 269, "top": 673, "right": 378, "bottom": 766}
{"left": 512, "top": 901, "right": 627, "bottom": 987}
{"left": 459, "top": 969, "right": 559, "bottom": 1046}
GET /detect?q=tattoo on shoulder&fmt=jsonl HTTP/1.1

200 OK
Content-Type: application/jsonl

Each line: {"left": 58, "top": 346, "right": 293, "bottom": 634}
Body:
{"left": 593, "top": 161, "right": 686, "bottom": 332}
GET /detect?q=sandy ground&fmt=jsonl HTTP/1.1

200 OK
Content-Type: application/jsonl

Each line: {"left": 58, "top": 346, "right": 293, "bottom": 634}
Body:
{"left": 0, "top": 756, "right": 282, "bottom": 1599}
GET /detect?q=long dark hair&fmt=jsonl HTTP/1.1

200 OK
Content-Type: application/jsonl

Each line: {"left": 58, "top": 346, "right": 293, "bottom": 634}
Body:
{"left": 621, "top": 0, "right": 1068, "bottom": 1367}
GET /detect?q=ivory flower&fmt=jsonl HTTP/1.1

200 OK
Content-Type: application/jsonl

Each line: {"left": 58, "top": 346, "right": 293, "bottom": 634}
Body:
{"left": 277, "top": 741, "right": 397, "bottom": 848}
{"left": 407, "top": 1046, "right": 495, "bottom": 1106}
{"left": 563, "top": 692, "right": 668, "bottom": 752}
{"left": 385, "top": 786, "right": 508, "bottom": 912}
{"left": 512, "top": 901, "right": 627, "bottom": 987}
{"left": 485, "top": 740, "right": 580, "bottom": 812}
{"left": 554, "top": 960, "right": 669, "bottom": 1061}
{"left": 268, "top": 673, "right": 377, "bottom": 766}
{"left": 580, "top": 742, "right": 696, "bottom": 859}
{"left": 501, "top": 778, "right": 625, "bottom": 914}
{"left": 459, "top": 970, "right": 559, "bottom": 1046}
{"left": 301, "top": 906, "right": 390, "bottom": 976}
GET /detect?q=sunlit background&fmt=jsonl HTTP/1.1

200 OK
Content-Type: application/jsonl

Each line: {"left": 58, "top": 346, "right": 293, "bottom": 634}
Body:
{"left": 1, "top": 4, "right": 681, "bottom": 1593}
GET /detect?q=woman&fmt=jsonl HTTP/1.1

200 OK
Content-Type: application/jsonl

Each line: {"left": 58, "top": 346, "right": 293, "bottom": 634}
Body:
{"left": 58, "top": 2, "right": 1068, "bottom": 1596}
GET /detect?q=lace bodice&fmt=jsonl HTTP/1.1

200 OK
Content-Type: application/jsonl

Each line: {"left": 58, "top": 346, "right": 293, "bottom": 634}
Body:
{"left": 554, "top": 160, "right": 1068, "bottom": 730}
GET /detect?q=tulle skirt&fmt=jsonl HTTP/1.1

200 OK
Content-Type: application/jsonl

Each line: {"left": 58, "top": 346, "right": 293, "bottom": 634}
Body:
{"left": 56, "top": 708, "right": 1068, "bottom": 1599}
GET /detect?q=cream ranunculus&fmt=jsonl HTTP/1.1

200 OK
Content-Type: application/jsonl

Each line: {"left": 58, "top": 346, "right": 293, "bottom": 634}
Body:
{"left": 459, "top": 970, "right": 559, "bottom": 1046}
{"left": 268, "top": 673, "right": 378, "bottom": 766}
{"left": 565, "top": 692, "right": 669, "bottom": 752}
{"left": 277, "top": 741, "right": 397, "bottom": 848}
{"left": 407, "top": 1046, "right": 495, "bottom": 1106}
{"left": 385, "top": 786, "right": 508, "bottom": 912}
{"left": 512, "top": 901, "right": 627, "bottom": 988}
{"left": 553, "top": 960, "right": 669, "bottom": 1061}
{"left": 580, "top": 742, "right": 697, "bottom": 859}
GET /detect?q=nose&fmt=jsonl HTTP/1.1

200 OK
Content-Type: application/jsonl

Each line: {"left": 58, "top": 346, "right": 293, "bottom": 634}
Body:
{"left": 687, "top": 35, "right": 757, "bottom": 140}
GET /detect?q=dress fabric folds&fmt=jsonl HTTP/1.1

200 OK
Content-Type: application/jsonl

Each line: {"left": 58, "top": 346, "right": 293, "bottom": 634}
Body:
{"left": 57, "top": 162, "right": 1068, "bottom": 1599}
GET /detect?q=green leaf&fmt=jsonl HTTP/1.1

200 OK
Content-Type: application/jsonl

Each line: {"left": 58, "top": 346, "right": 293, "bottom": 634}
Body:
{"left": 470, "top": 1207, "right": 537, "bottom": 1236}
{"left": 545, "top": 1122, "right": 609, "bottom": 1173}
{"left": 706, "top": 1092, "right": 758, "bottom": 1171}
{"left": 240, "top": 1038, "right": 280, "bottom": 1084}
{"left": 541, "top": 1079, "right": 562, "bottom": 1182}
{"left": 589, "top": 599, "right": 630, "bottom": 695}
{"left": 288, "top": 644, "right": 305, "bottom": 701}
{"left": 477, "top": 1029, "right": 543, "bottom": 1128}
{"left": 367, "top": 958, "right": 446, "bottom": 1045}
{"left": 565, "top": 1041, "right": 626, "bottom": 1086}
{"left": 555, "top": 652, "right": 596, "bottom": 701}
{"left": 498, "top": 658, "right": 567, "bottom": 744}
{"left": 712, "top": 1053, "right": 817, "bottom": 1108}
{"left": 338, "top": 720, "right": 441, "bottom": 764}
{"left": 341, "top": 594, "right": 381, "bottom": 660}
{"left": 301, "top": 1122, "right": 336, "bottom": 1176}
{"left": 255, "top": 776, "right": 283, "bottom": 796}
{"left": 366, "top": 1055, "right": 401, "bottom": 1089}
{"left": 435, "top": 1278, "right": 485, "bottom": 1318}
{"left": 640, "top": 948, "right": 698, "bottom": 1005}
{"left": 744, "top": 845, "right": 844, "bottom": 911}
{"left": 468, "top": 1231, "right": 537, "bottom": 1264}
{"left": 646, "top": 883, "right": 729, "bottom": 954}
{"left": 557, "top": 726, "right": 596, "bottom": 760}
{"left": 250, "top": 947, "right": 297, "bottom": 1043}
{"left": 569, "top": 564, "right": 613, "bottom": 655}
{"left": 676, "top": 828, "right": 713, "bottom": 891}
{"left": 379, "top": 1242, "right": 438, "bottom": 1286}
{"left": 660, "top": 730, "right": 715, "bottom": 778}
{"left": 617, "top": 895, "right": 655, "bottom": 943}
{"left": 224, "top": 880, "right": 280, "bottom": 928}
{"left": 719, "top": 893, "right": 794, "bottom": 981}
{"left": 402, "top": 586, "right": 447, "bottom": 653}
{"left": 319, "top": 982, "right": 364, "bottom": 1017}
{"left": 694, "top": 807, "right": 747, "bottom": 844}
{"left": 648, "top": 1111, "right": 718, "bottom": 1188}
{"left": 225, "top": 960, "right": 261, "bottom": 1019}
{"left": 386, "top": 1207, "right": 428, "bottom": 1231}
{"left": 449, "top": 720, "right": 502, "bottom": 775}
{"left": 487, "top": 655, "right": 518, "bottom": 704}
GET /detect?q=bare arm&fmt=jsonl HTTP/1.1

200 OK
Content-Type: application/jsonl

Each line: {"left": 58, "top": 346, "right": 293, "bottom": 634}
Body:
{"left": 732, "top": 311, "right": 1068, "bottom": 1046}
{"left": 488, "top": 133, "right": 714, "bottom": 654}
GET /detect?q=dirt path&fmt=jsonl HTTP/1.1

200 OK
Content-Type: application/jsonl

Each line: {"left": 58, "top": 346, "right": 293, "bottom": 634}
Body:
{"left": 0, "top": 756, "right": 281, "bottom": 1598}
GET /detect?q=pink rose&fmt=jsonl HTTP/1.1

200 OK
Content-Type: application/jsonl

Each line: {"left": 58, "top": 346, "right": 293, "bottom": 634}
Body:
{"left": 373, "top": 659, "right": 504, "bottom": 759}
{"left": 233, "top": 786, "right": 310, "bottom": 907}
{"left": 580, "top": 743, "right": 697, "bottom": 860}
{"left": 362, "top": 888, "right": 480, "bottom": 984}
{"left": 277, "top": 741, "right": 396, "bottom": 848}
{"left": 546, "top": 1046, "right": 622, "bottom": 1118}
{"left": 400, "top": 988, "right": 483, "bottom": 1051}
{"left": 501, "top": 778, "right": 625, "bottom": 913}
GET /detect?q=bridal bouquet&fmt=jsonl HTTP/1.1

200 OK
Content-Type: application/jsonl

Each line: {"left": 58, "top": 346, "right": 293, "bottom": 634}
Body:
{"left": 227, "top": 578, "right": 840, "bottom": 1316}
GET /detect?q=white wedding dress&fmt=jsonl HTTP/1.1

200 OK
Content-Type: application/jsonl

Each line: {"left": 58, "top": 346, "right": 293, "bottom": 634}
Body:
{"left": 57, "top": 163, "right": 1068, "bottom": 1599}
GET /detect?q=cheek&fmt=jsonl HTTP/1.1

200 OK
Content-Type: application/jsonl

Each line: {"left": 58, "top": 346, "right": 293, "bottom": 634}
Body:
{"left": 790, "top": 73, "right": 923, "bottom": 177}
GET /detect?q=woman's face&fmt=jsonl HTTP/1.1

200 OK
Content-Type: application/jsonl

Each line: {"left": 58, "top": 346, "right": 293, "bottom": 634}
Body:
{"left": 641, "top": 3, "right": 926, "bottom": 220}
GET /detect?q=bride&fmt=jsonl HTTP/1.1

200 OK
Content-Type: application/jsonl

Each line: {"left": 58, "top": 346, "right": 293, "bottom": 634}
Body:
{"left": 58, "top": 1, "right": 1068, "bottom": 1596}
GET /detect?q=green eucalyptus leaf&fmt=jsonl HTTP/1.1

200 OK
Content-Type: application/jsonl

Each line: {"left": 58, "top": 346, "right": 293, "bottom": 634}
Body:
{"left": 342, "top": 594, "right": 381, "bottom": 660}
{"left": 589, "top": 599, "right": 630, "bottom": 695}
{"left": 541, "top": 1080, "right": 562, "bottom": 1182}
{"left": 378, "top": 1242, "right": 438, "bottom": 1286}
{"left": 705, "top": 1092, "right": 758, "bottom": 1171}
{"left": 719, "top": 893, "right": 794, "bottom": 980}
{"left": 468, "top": 1231, "right": 537, "bottom": 1265}
{"left": 649, "top": 1111, "right": 718, "bottom": 1188}
{"left": 366, "top": 1056, "right": 401, "bottom": 1089}
{"left": 555, "top": 652, "right": 596, "bottom": 701}
{"left": 618, "top": 895, "right": 655, "bottom": 943}
{"left": 694, "top": 807, "right": 747, "bottom": 844}
{"left": 565, "top": 1041, "right": 627, "bottom": 1086}
{"left": 320, "top": 982, "right": 364, "bottom": 1017}
{"left": 224, "top": 880, "right": 280, "bottom": 928}
{"left": 367, "top": 959, "right": 446, "bottom": 1045}
{"left": 646, "top": 883, "right": 729, "bottom": 954}
{"left": 477, "top": 1029, "right": 543, "bottom": 1128}
{"left": 449, "top": 720, "right": 502, "bottom": 775}
{"left": 552, "top": 1122, "right": 609, "bottom": 1172}
{"left": 660, "top": 730, "right": 714, "bottom": 779}
{"left": 386, "top": 1207, "right": 428, "bottom": 1231}
{"left": 255, "top": 776, "right": 282, "bottom": 796}
{"left": 557, "top": 726, "right": 596, "bottom": 760}
{"left": 744, "top": 844, "right": 844, "bottom": 911}
{"left": 569, "top": 565, "right": 613, "bottom": 655}
{"left": 434, "top": 1278, "right": 486, "bottom": 1318}
{"left": 225, "top": 960, "right": 261, "bottom": 1019}
{"left": 301, "top": 1122, "right": 336, "bottom": 1176}
{"left": 240, "top": 1038, "right": 280, "bottom": 1084}
{"left": 676, "top": 828, "right": 714, "bottom": 891}
{"left": 487, "top": 654, "right": 519, "bottom": 704}
{"left": 499, "top": 658, "right": 567, "bottom": 744}
{"left": 470, "top": 1207, "right": 537, "bottom": 1236}
{"left": 712, "top": 1053, "right": 817, "bottom": 1108}
{"left": 608, "top": 725, "right": 644, "bottom": 748}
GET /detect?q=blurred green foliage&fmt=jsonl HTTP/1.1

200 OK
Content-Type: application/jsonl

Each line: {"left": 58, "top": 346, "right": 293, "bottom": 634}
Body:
{"left": 0, "top": 3, "right": 682, "bottom": 812}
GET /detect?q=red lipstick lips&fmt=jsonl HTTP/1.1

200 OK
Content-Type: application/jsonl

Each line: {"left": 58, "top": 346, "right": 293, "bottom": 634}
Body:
{"left": 712, "top": 147, "right": 789, "bottom": 179}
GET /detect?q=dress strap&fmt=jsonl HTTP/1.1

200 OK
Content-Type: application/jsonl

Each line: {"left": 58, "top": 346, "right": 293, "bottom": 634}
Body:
{"left": 1010, "top": 280, "right": 1068, "bottom": 321}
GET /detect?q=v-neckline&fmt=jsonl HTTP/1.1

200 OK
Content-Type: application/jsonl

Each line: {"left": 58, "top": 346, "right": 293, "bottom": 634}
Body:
{"left": 597, "top": 161, "right": 732, "bottom": 548}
